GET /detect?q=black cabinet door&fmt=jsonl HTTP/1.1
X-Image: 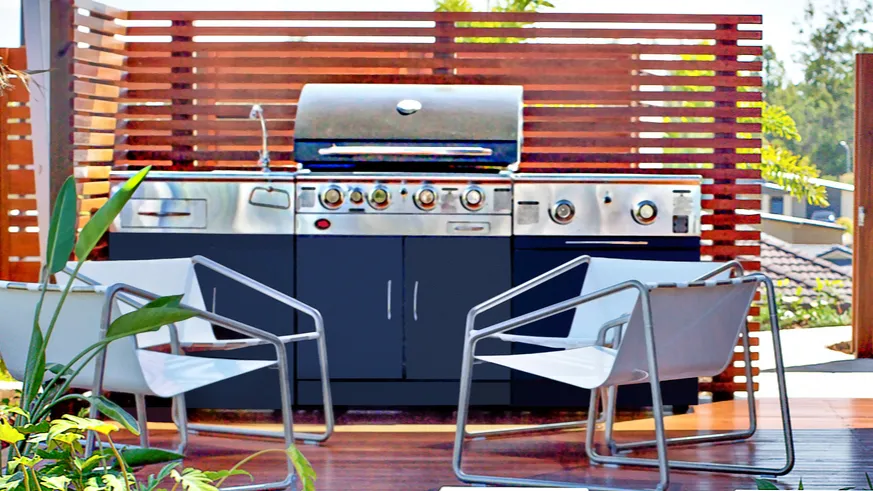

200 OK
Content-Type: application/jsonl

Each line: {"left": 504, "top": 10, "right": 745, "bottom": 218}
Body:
{"left": 107, "top": 233, "right": 295, "bottom": 410}
{"left": 296, "top": 236, "right": 404, "bottom": 380}
{"left": 403, "top": 237, "right": 511, "bottom": 381}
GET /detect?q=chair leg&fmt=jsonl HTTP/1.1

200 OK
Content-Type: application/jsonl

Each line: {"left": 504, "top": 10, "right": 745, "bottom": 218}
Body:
{"left": 135, "top": 394, "right": 150, "bottom": 449}
{"left": 590, "top": 279, "right": 794, "bottom": 477}
{"left": 185, "top": 338, "right": 334, "bottom": 444}
{"left": 220, "top": 342, "right": 297, "bottom": 491}
{"left": 453, "top": 341, "right": 663, "bottom": 490}
{"left": 605, "top": 324, "right": 759, "bottom": 454}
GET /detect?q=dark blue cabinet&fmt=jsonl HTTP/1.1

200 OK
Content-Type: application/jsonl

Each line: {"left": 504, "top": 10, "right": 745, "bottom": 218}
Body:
{"left": 295, "top": 236, "right": 404, "bottom": 380}
{"left": 403, "top": 237, "right": 511, "bottom": 381}
{"left": 108, "top": 233, "right": 295, "bottom": 410}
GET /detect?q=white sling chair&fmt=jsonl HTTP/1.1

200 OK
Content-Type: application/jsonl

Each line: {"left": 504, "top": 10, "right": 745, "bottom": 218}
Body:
{"left": 57, "top": 256, "right": 334, "bottom": 445}
{"left": 0, "top": 280, "right": 301, "bottom": 491}
{"left": 453, "top": 256, "right": 794, "bottom": 490}
{"left": 466, "top": 256, "right": 757, "bottom": 448}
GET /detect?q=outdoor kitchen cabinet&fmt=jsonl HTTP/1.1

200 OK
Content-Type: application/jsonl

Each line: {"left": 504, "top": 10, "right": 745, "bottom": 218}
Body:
{"left": 295, "top": 236, "right": 512, "bottom": 406}
{"left": 403, "top": 237, "right": 511, "bottom": 381}
{"left": 108, "top": 233, "right": 296, "bottom": 410}
{"left": 295, "top": 236, "right": 404, "bottom": 381}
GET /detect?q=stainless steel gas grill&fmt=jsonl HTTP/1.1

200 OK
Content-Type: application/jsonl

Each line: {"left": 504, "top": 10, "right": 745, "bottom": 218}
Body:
{"left": 509, "top": 173, "right": 704, "bottom": 412}
{"left": 293, "top": 84, "right": 523, "bottom": 173}
{"left": 293, "top": 84, "right": 523, "bottom": 407}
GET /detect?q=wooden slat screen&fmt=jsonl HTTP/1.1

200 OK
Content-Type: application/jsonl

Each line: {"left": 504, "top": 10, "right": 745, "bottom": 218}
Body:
{"left": 71, "top": 3, "right": 763, "bottom": 397}
{"left": 0, "top": 47, "right": 40, "bottom": 282}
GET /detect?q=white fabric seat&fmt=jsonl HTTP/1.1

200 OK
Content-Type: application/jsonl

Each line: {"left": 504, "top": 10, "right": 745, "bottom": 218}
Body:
{"left": 453, "top": 255, "right": 794, "bottom": 491}
{"left": 55, "top": 256, "right": 334, "bottom": 447}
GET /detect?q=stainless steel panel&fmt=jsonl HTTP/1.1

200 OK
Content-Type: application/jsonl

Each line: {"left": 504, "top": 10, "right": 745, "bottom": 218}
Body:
{"left": 112, "top": 179, "right": 295, "bottom": 235}
{"left": 110, "top": 170, "right": 297, "bottom": 182}
{"left": 511, "top": 174, "right": 702, "bottom": 237}
{"left": 121, "top": 199, "right": 207, "bottom": 229}
{"left": 294, "top": 84, "right": 523, "bottom": 143}
{"left": 296, "top": 214, "right": 512, "bottom": 237}
{"left": 295, "top": 173, "right": 513, "bottom": 216}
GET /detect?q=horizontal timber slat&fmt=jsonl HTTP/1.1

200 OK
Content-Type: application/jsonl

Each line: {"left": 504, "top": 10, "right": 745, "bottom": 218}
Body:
{"left": 125, "top": 41, "right": 764, "bottom": 57}
{"left": 126, "top": 11, "right": 761, "bottom": 23}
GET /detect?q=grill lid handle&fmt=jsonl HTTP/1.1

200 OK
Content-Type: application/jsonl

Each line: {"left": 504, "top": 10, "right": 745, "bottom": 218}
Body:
{"left": 316, "top": 145, "right": 493, "bottom": 157}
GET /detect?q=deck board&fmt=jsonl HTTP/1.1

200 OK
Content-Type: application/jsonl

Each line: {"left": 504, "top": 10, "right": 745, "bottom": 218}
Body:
{"left": 115, "top": 399, "right": 873, "bottom": 490}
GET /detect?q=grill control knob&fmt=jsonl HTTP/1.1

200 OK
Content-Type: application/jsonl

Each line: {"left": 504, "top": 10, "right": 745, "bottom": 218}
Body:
{"left": 633, "top": 200, "right": 658, "bottom": 225}
{"left": 349, "top": 188, "right": 364, "bottom": 205}
{"left": 369, "top": 185, "right": 391, "bottom": 210}
{"left": 461, "top": 186, "right": 485, "bottom": 211}
{"left": 551, "top": 200, "right": 575, "bottom": 224}
{"left": 321, "top": 185, "right": 344, "bottom": 209}
{"left": 414, "top": 185, "right": 438, "bottom": 211}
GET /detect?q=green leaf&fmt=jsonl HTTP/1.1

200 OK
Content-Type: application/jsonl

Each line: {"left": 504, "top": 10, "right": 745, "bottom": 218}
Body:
{"left": 144, "top": 463, "right": 181, "bottom": 491}
{"left": 18, "top": 421, "right": 50, "bottom": 434}
{"left": 143, "top": 294, "right": 184, "bottom": 309}
{"left": 798, "top": 478, "right": 804, "bottom": 490}
{"left": 287, "top": 446, "right": 317, "bottom": 491}
{"left": 75, "top": 166, "right": 151, "bottom": 260}
{"left": 44, "top": 177, "right": 78, "bottom": 275}
{"left": 120, "top": 448, "right": 184, "bottom": 468}
{"left": 202, "top": 470, "right": 251, "bottom": 482}
{"left": 91, "top": 395, "right": 140, "bottom": 436}
{"left": 867, "top": 472, "right": 873, "bottom": 490}
{"left": 106, "top": 305, "right": 196, "bottom": 339}
{"left": 22, "top": 323, "right": 45, "bottom": 410}
{"left": 170, "top": 468, "right": 219, "bottom": 491}
{"left": 0, "top": 422, "right": 24, "bottom": 444}
{"left": 755, "top": 478, "right": 780, "bottom": 490}
{"left": 40, "top": 476, "right": 71, "bottom": 491}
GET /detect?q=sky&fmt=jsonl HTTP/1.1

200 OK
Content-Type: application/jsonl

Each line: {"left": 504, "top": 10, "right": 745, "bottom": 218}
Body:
{"left": 2, "top": 0, "right": 868, "bottom": 82}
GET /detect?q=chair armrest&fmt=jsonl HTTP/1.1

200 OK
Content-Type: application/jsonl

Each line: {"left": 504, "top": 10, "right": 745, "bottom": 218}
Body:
{"left": 105, "top": 283, "right": 286, "bottom": 350}
{"left": 691, "top": 260, "right": 745, "bottom": 282}
{"left": 465, "top": 255, "right": 592, "bottom": 334}
{"left": 470, "top": 279, "right": 647, "bottom": 344}
{"left": 191, "top": 256, "right": 325, "bottom": 335}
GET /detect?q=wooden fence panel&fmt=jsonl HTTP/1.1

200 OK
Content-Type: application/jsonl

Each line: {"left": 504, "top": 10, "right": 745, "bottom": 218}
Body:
{"left": 0, "top": 47, "right": 40, "bottom": 282}
{"left": 69, "top": 6, "right": 763, "bottom": 397}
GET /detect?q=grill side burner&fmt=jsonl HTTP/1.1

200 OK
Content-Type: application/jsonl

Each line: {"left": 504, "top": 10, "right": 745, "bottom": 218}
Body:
{"left": 293, "top": 84, "right": 523, "bottom": 172}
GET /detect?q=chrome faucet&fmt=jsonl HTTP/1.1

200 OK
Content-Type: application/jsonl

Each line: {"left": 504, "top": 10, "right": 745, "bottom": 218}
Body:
{"left": 249, "top": 104, "right": 270, "bottom": 171}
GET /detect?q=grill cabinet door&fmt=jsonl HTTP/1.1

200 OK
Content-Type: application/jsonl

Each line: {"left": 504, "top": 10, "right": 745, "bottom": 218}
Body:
{"left": 403, "top": 237, "right": 511, "bottom": 381}
{"left": 296, "top": 236, "right": 404, "bottom": 379}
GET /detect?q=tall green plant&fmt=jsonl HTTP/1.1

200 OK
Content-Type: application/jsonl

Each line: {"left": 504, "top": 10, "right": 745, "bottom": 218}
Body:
{"left": 1, "top": 167, "right": 317, "bottom": 489}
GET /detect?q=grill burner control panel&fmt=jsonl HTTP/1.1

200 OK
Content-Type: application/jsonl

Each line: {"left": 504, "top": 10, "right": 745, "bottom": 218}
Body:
{"left": 512, "top": 174, "right": 702, "bottom": 237}
{"left": 295, "top": 174, "right": 513, "bottom": 236}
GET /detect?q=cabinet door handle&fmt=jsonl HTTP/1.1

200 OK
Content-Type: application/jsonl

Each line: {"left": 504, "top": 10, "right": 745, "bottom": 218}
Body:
{"left": 387, "top": 280, "right": 392, "bottom": 320}
{"left": 413, "top": 281, "right": 419, "bottom": 321}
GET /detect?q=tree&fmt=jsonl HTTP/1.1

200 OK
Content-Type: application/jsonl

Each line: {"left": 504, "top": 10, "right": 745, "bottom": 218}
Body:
{"left": 766, "top": 0, "right": 873, "bottom": 177}
{"left": 434, "top": 0, "right": 554, "bottom": 43}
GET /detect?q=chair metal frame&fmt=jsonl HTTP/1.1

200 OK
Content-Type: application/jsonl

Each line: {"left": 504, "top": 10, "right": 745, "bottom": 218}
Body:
{"left": 48, "top": 283, "right": 308, "bottom": 491}
{"left": 65, "top": 255, "right": 335, "bottom": 446}
{"left": 452, "top": 255, "right": 795, "bottom": 490}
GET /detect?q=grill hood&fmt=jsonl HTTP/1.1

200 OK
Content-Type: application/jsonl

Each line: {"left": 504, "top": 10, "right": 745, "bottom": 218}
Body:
{"left": 293, "top": 83, "right": 523, "bottom": 171}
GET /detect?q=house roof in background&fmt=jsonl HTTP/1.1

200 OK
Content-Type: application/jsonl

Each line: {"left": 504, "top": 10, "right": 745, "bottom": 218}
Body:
{"left": 760, "top": 233, "right": 852, "bottom": 306}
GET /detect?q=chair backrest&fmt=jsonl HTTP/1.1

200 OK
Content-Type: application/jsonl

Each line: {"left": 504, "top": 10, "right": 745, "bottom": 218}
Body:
{"left": 58, "top": 258, "right": 216, "bottom": 348}
{"left": 0, "top": 282, "right": 152, "bottom": 394}
{"left": 604, "top": 279, "right": 758, "bottom": 386}
{"left": 568, "top": 257, "right": 733, "bottom": 339}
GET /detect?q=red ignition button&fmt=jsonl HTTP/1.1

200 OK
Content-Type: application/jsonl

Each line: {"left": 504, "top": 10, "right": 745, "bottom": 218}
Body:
{"left": 314, "top": 218, "right": 331, "bottom": 230}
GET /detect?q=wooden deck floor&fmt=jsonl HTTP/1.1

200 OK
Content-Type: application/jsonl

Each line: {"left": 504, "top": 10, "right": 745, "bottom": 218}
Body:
{"left": 126, "top": 399, "right": 873, "bottom": 490}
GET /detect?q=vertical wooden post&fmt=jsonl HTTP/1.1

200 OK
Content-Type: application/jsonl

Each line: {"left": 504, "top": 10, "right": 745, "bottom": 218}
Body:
{"left": 853, "top": 53, "right": 873, "bottom": 358}
{"left": 171, "top": 20, "right": 194, "bottom": 170}
{"left": 711, "top": 23, "right": 740, "bottom": 401}
{"left": 49, "top": 0, "right": 73, "bottom": 211}
{"left": 0, "top": 49, "right": 9, "bottom": 281}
